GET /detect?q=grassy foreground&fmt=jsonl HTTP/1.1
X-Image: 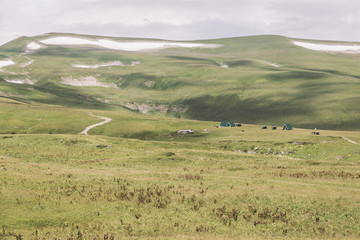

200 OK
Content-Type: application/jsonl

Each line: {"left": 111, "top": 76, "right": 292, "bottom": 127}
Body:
{"left": 0, "top": 124, "right": 359, "bottom": 239}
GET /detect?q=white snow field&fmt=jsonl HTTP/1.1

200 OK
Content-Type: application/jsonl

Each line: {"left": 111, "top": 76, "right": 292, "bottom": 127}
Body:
{"left": 26, "top": 42, "right": 42, "bottom": 51}
{"left": 4, "top": 78, "right": 35, "bottom": 85}
{"left": 72, "top": 61, "right": 124, "bottom": 69}
{"left": 0, "top": 59, "right": 15, "bottom": 68}
{"left": 293, "top": 41, "right": 360, "bottom": 53}
{"left": 40, "top": 37, "right": 220, "bottom": 51}
{"left": 269, "top": 63, "right": 279, "bottom": 67}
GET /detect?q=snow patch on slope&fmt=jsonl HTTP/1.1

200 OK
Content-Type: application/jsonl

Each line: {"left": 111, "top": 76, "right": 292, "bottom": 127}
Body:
{"left": 40, "top": 36, "right": 220, "bottom": 51}
{"left": 293, "top": 41, "right": 360, "bottom": 53}
{"left": 0, "top": 59, "right": 15, "bottom": 68}
{"left": 26, "top": 42, "right": 42, "bottom": 50}
{"left": 269, "top": 63, "right": 279, "bottom": 67}
{"left": 4, "top": 78, "right": 36, "bottom": 85}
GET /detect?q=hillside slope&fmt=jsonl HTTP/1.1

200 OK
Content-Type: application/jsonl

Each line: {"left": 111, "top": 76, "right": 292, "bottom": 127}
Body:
{"left": 1, "top": 33, "right": 360, "bottom": 131}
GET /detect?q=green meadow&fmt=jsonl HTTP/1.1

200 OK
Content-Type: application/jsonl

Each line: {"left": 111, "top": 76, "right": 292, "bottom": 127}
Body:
{"left": 0, "top": 33, "right": 359, "bottom": 239}
{"left": 0, "top": 125, "right": 359, "bottom": 239}
{"left": 1, "top": 33, "right": 360, "bottom": 130}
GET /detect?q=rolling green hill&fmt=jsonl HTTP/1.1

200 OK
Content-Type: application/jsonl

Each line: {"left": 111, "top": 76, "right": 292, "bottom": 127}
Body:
{"left": 1, "top": 33, "right": 360, "bottom": 239}
{"left": 1, "top": 33, "right": 360, "bottom": 133}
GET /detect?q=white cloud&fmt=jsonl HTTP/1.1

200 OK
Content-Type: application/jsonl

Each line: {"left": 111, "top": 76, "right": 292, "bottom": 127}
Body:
{"left": 1, "top": 0, "right": 360, "bottom": 45}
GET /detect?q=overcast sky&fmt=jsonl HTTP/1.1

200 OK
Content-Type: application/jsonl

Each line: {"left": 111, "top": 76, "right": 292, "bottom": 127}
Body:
{"left": 1, "top": 0, "right": 360, "bottom": 45}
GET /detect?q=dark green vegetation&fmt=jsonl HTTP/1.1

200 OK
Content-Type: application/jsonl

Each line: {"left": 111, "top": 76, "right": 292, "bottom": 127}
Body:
{"left": 0, "top": 33, "right": 360, "bottom": 239}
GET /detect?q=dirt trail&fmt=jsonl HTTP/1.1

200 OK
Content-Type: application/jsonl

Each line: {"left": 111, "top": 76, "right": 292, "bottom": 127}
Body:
{"left": 79, "top": 113, "right": 112, "bottom": 136}
{"left": 341, "top": 137, "right": 358, "bottom": 144}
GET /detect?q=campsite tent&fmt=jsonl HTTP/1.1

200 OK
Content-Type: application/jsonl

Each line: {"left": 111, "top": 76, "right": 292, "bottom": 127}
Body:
{"left": 282, "top": 123, "right": 293, "bottom": 130}
{"left": 220, "top": 121, "right": 235, "bottom": 127}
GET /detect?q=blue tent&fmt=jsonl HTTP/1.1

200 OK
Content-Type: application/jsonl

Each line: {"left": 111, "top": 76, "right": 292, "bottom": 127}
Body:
{"left": 282, "top": 123, "right": 293, "bottom": 130}
{"left": 220, "top": 121, "right": 235, "bottom": 127}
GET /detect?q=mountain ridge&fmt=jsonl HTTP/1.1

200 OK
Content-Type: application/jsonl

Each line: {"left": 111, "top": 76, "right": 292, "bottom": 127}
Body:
{"left": 1, "top": 32, "right": 360, "bottom": 132}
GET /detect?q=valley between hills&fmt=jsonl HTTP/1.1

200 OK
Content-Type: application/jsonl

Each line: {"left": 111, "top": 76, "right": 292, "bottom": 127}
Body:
{"left": 0, "top": 33, "right": 359, "bottom": 239}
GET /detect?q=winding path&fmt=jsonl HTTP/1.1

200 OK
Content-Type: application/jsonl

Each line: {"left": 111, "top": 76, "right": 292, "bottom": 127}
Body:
{"left": 79, "top": 113, "right": 112, "bottom": 136}
{"left": 341, "top": 136, "right": 358, "bottom": 144}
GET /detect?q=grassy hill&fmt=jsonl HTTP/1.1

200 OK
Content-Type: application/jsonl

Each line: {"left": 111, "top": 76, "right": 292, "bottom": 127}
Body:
{"left": 0, "top": 126, "right": 359, "bottom": 239}
{"left": 0, "top": 33, "right": 360, "bottom": 239}
{"left": 0, "top": 33, "right": 360, "bottom": 133}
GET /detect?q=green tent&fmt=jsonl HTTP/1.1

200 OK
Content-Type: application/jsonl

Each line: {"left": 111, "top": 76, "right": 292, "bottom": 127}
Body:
{"left": 220, "top": 121, "right": 235, "bottom": 127}
{"left": 282, "top": 123, "right": 293, "bottom": 130}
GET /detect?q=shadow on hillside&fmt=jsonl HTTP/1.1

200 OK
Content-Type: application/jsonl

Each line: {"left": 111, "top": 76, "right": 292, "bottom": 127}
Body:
{"left": 34, "top": 47, "right": 97, "bottom": 58}
{"left": 299, "top": 67, "right": 360, "bottom": 80}
{"left": 166, "top": 56, "right": 219, "bottom": 66}
{"left": 319, "top": 119, "right": 360, "bottom": 131}
{"left": 33, "top": 47, "right": 132, "bottom": 63}
{"left": 31, "top": 82, "right": 109, "bottom": 109}
{"left": 297, "top": 80, "right": 353, "bottom": 91}
{"left": 265, "top": 71, "right": 326, "bottom": 82}
{"left": 183, "top": 93, "right": 310, "bottom": 123}
{"left": 120, "top": 73, "right": 184, "bottom": 90}
{"left": 183, "top": 86, "right": 360, "bottom": 130}
{"left": 224, "top": 60, "right": 254, "bottom": 67}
